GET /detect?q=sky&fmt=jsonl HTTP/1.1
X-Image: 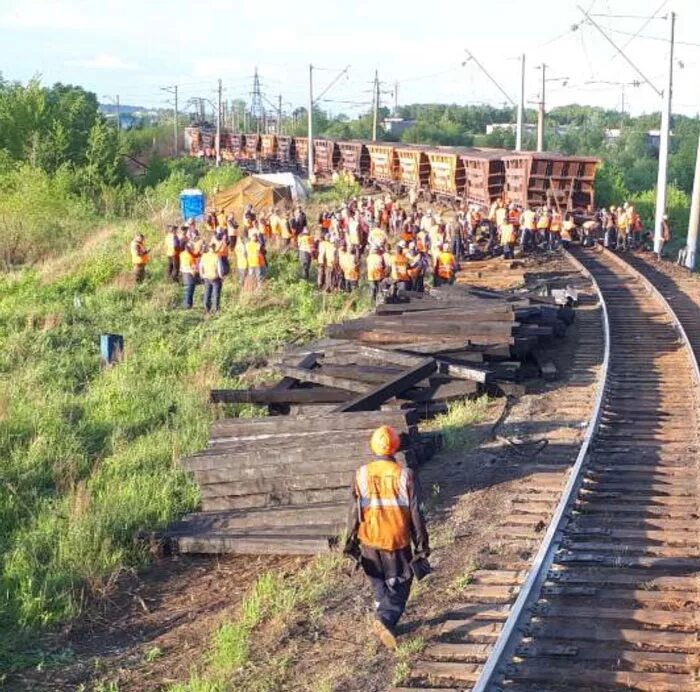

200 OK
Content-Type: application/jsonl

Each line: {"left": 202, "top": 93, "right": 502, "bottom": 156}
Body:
{"left": 0, "top": 0, "right": 699, "bottom": 120}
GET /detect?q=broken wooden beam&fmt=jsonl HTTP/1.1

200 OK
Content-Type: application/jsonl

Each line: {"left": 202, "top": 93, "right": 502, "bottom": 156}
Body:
{"left": 210, "top": 387, "right": 351, "bottom": 405}
{"left": 276, "top": 364, "right": 368, "bottom": 393}
{"left": 335, "top": 358, "right": 437, "bottom": 413}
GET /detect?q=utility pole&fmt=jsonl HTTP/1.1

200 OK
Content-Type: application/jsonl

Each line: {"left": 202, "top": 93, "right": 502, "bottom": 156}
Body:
{"left": 537, "top": 64, "right": 546, "bottom": 153}
{"left": 115, "top": 95, "right": 121, "bottom": 131}
{"left": 308, "top": 64, "right": 315, "bottom": 184}
{"left": 653, "top": 11, "right": 676, "bottom": 255}
{"left": 516, "top": 54, "right": 525, "bottom": 151}
{"left": 685, "top": 131, "right": 700, "bottom": 270}
{"left": 394, "top": 81, "right": 399, "bottom": 116}
{"left": 216, "top": 78, "right": 222, "bottom": 167}
{"left": 372, "top": 69, "right": 379, "bottom": 142}
{"left": 278, "top": 94, "right": 283, "bottom": 134}
{"left": 162, "top": 85, "right": 179, "bottom": 157}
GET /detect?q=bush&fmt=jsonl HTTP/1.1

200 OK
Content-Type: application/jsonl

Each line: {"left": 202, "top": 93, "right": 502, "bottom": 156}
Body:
{"left": 630, "top": 184, "right": 690, "bottom": 240}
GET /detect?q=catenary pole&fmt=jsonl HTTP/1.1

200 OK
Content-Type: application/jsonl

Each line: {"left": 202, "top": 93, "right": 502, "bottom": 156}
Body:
{"left": 215, "top": 78, "right": 222, "bottom": 167}
{"left": 516, "top": 54, "right": 525, "bottom": 151}
{"left": 308, "top": 64, "right": 315, "bottom": 184}
{"left": 537, "top": 64, "right": 546, "bottom": 152}
{"left": 653, "top": 11, "right": 675, "bottom": 255}
{"left": 685, "top": 131, "right": 700, "bottom": 270}
{"left": 372, "top": 70, "right": 379, "bottom": 141}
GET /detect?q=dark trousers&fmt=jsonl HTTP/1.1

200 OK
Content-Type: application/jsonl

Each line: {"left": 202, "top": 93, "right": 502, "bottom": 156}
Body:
{"left": 366, "top": 575, "right": 412, "bottom": 630}
{"left": 182, "top": 275, "right": 196, "bottom": 309}
{"left": 167, "top": 256, "right": 180, "bottom": 282}
{"left": 343, "top": 279, "right": 358, "bottom": 292}
{"left": 299, "top": 251, "right": 312, "bottom": 280}
{"left": 203, "top": 278, "right": 222, "bottom": 312}
{"left": 370, "top": 280, "right": 381, "bottom": 302}
{"left": 133, "top": 265, "right": 146, "bottom": 283}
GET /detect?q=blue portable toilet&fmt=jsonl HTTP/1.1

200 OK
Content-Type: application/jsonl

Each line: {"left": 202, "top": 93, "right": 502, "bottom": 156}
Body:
{"left": 100, "top": 333, "right": 124, "bottom": 367}
{"left": 180, "top": 189, "right": 206, "bottom": 222}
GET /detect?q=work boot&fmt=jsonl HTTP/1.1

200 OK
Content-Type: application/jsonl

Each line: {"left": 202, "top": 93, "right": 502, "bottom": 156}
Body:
{"left": 372, "top": 619, "right": 397, "bottom": 650}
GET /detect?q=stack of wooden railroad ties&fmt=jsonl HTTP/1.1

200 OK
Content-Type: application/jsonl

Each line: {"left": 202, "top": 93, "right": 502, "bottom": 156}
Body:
{"left": 165, "top": 274, "right": 576, "bottom": 555}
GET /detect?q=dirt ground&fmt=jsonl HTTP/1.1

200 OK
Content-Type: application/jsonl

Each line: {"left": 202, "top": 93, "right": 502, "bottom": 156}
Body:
{"left": 9, "top": 252, "right": 603, "bottom": 692}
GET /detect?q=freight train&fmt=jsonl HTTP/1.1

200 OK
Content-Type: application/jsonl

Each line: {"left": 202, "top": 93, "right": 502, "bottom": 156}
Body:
{"left": 184, "top": 126, "right": 599, "bottom": 212}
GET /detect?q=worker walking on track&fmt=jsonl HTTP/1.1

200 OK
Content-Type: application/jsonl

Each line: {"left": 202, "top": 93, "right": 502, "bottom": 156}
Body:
{"left": 344, "top": 425, "right": 430, "bottom": 649}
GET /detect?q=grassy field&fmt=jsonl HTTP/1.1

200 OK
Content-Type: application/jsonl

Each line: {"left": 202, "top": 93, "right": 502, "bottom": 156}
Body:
{"left": 0, "top": 221, "right": 369, "bottom": 673}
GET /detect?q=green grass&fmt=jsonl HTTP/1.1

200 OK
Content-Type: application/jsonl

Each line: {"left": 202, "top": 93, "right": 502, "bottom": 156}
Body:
{"left": 173, "top": 553, "right": 344, "bottom": 691}
{"left": 392, "top": 636, "right": 426, "bottom": 686}
{"left": 0, "top": 222, "right": 368, "bottom": 673}
{"left": 428, "top": 395, "right": 491, "bottom": 450}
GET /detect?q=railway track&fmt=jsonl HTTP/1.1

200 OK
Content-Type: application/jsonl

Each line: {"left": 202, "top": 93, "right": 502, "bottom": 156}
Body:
{"left": 400, "top": 246, "right": 700, "bottom": 692}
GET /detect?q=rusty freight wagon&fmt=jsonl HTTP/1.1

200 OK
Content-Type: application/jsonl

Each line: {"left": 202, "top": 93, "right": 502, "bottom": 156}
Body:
{"left": 503, "top": 153, "right": 600, "bottom": 212}
{"left": 276, "top": 136, "right": 296, "bottom": 167}
{"left": 461, "top": 149, "right": 506, "bottom": 208}
{"left": 219, "top": 134, "right": 234, "bottom": 162}
{"left": 395, "top": 146, "right": 431, "bottom": 191}
{"left": 337, "top": 141, "right": 370, "bottom": 179}
{"left": 185, "top": 127, "right": 203, "bottom": 156}
{"left": 425, "top": 149, "right": 466, "bottom": 199}
{"left": 313, "top": 139, "right": 341, "bottom": 176}
{"left": 261, "top": 134, "right": 278, "bottom": 162}
{"left": 231, "top": 134, "right": 246, "bottom": 160}
{"left": 244, "top": 134, "right": 262, "bottom": 160}
{"left": 366, "top": 143, "right": 399, "bottom": 184}
{"left": 294, "top": 137, "right": 309, "bottom": 170}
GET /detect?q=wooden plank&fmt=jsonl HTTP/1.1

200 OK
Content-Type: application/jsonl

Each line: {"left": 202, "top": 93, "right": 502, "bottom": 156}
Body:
{"left": 175, "top": 534, "right": 333, "bottom": 555}
{"left": 200, "top": 471, "right": 356, "bottom": 498}
{"left": 402, "top": 379, "right": 479, "bottom": 403}
{"left": 210, "top": 387, "right": 351, "bottom": 404}
{"left": 277, "top": 364, "right": 368, "bottom": 393}
{"left": 319, "top": 363, "right": 405, "bottom": 385}
{"left": 271, "top": 352, "right": 318, "bottom": 391}
{"left": 437, "top": 360, "right": 492, "bottom": 384}
{"left": 336, "top": 358, "right": 437, "bottom": 413}
{"left": 356, "top": 345, "right": 426, "bottom": 368}
{"left": 202, "top": 485, "right": 349, "bottom": 512}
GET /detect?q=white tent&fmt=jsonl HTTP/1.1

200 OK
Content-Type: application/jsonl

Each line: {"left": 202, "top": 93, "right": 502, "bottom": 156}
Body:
{"left": 253, "top": 173, "right": 309, "bottom": 202}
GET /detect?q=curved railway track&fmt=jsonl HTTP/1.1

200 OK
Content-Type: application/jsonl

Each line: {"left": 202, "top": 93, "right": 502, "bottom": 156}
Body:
{"left": 468, "top": 246, "right": 700, "bottom": 692}
{"left": 399, "top": 246, "right": 700, "bottom": 692}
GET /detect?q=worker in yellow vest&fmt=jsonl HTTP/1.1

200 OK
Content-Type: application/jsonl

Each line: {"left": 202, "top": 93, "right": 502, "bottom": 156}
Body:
{"left": 234, "top": 230, "right": 248, "bottom": 286}
{"left": 344, "top": 425, "right": 430, "bottom": 649}
{"left": 164, "top": 225, "right": 180, "bottom": 282}
{"left": 562, "top": 214, "right": 576, "bottom": 249}
{"left": 434, "top": 243, "right": 457, "bottom": 286}
{"left": 130, "top": 233, "right": 149, "bottom": 283}
{"left": 200, "top": 243, "right": 224, "bottom": 313}
{"left": 501, "top": 221, "right": 516, "bottom": 260}
{"left": 317, "top": 233, "right": 335, "bottom": 291}
{"left": 366, "top": 246, "right": 386, "bottom": 302}
{"left": 298, "top": 228, "right": 315, "bottom": 281}
{"left": 179, "top": 243, "right": 199, "bottom": 309}
{"left": 549, "top": 212, "right": 562, "bottom": 251}
{"left": 246, "top": 232, "right": 267, "bottom": 287}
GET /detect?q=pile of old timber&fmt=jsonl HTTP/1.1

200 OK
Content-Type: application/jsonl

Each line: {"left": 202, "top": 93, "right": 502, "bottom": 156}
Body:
{"left": 165, "top": 283, "right": 575, "bottom": 556}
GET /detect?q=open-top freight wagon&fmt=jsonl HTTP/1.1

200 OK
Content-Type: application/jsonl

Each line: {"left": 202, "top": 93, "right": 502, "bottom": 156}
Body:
{"left": 395, "top": 146, "right": 431, "bottom": 192}
{"left": 337, "top": 141, "right": 371, "bottom": 179}
{"left": 313, "top": 139, "right": 341, "bottom": 176}
{"left": 502, "top": 153, "right": 599, "bottom": 212}
{"left": 184, "top": 127, "right": 599, "bottom": 212}
{"left": 366, "top": 144, "right": 400, "bottom": 184}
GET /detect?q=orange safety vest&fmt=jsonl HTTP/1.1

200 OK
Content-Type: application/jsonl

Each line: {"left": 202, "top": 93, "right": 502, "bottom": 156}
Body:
{"left": 130, "top": 240, "right": 149, "bottom": 266}
{"left": 391, "top": 253, "right": 410, "bottom": 282}
{"left": 180, "top": 249, "right": 197, "bottom": 275}
{"left": 436, "top": 251, "right": 456, "bottom": 280}
{"left": 298, "top": 234, "right": 314, "bottom": 254}
{"left": 246, "top": 240, "right": 265, "bottom": 268}
{"left": 200, "top": 252, "right": 220, "bottom": 280}
{"left": 190, "top": 237, "right": 204, "bottom": 259}
{"left": 416, "top": 231, "right": 428, "bottom": 253}
{"left": 165, "top": 233, "right": 179, "bottom": 257}
{"left": 367, "top": 254, "right": 385, "bottom": 282}
{"left": 355, "top": 459, "right": 412, "bottom": 551}
{"left": 550, "top": 214, "right": 562, "bottom": 233}
{"left": 339, "top": 250, "right": 360, "bottom": 281}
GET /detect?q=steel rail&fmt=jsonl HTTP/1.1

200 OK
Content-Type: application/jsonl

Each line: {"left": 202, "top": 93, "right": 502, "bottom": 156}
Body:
{"left": 472, "top": 247, "right": 611, "bottom": 691}
{"left": 472, "top": 245, "right": 700, "bottom": 691}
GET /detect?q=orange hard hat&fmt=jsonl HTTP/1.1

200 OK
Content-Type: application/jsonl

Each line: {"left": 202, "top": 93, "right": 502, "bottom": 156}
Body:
{"left": 370, "top": 425, "right": 401, "bottom": 456}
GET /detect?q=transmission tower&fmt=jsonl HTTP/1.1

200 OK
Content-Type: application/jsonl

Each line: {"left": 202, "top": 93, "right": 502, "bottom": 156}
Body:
{"left": 250, "top": 67, "right": 265, "bottom": 134}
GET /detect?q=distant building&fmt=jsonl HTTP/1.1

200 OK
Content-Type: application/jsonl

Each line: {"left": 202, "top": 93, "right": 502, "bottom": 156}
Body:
{"left": 382, "top": 117, "right": 416, "bottom": 137}
{"left": 486, "top": 123, "right": 536, "bottom": 136}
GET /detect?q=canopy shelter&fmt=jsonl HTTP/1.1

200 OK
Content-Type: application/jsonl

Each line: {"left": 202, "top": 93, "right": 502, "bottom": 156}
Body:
{"left": 212, "top": 177, "right": 293, "bottom": 218}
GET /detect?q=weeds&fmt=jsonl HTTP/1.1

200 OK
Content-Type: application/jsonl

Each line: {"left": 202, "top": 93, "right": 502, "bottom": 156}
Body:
{"left": 392, "top": 636, "right": 426, "bottom": 686}
{"left": 0, "top": 224, "right": 368, "bottom": 672}
{"left": 429, "top": 395, "right": 492, "bottom": 450}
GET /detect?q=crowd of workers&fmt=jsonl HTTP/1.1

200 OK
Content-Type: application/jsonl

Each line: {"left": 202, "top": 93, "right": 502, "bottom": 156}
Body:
{"left": 129, "top": 189, "right": 673, "bottom": 313}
